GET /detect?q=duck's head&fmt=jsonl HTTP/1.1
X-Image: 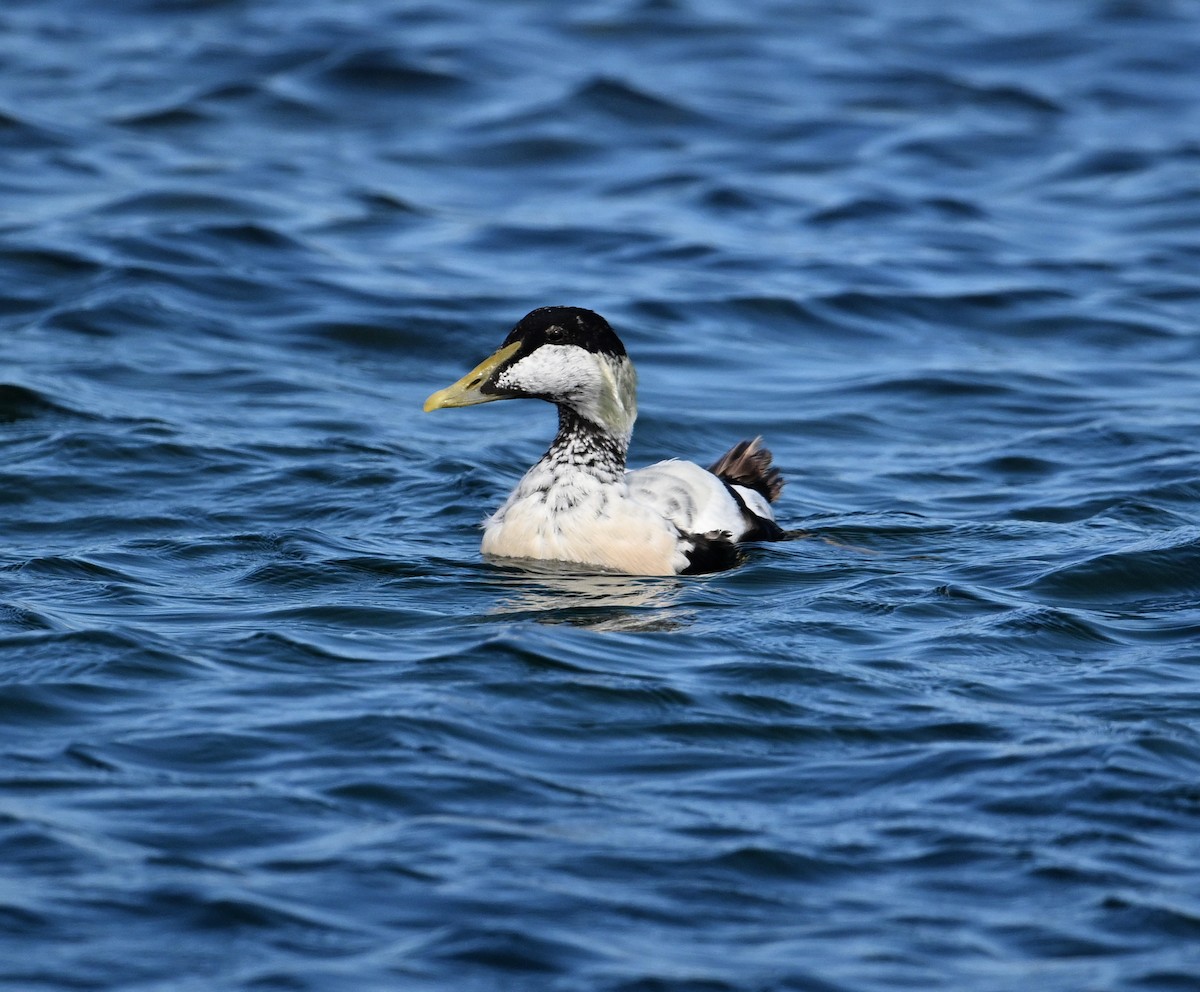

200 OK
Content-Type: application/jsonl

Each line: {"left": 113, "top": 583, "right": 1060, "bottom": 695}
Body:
{"left": 424, "top": 306, "right": 638, "bottom": 438}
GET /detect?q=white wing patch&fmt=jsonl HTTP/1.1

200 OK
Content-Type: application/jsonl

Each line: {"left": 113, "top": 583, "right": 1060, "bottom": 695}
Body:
{"left": 627, "top": 459, "right": 772, "bottom": 540}
{"left": 731, "top": 484, "right": 773, "bottom": 523}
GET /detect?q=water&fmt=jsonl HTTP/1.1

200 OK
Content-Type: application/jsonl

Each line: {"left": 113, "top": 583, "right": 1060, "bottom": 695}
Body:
{"left": 3, "top": 1, "right": 1200, "bottom": 989}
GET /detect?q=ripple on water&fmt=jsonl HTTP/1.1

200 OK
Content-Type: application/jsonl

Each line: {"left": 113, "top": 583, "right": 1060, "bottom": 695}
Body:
{"left": 0, "top": 383, "right": 88, "bottom": 424}
{"left": 5, "top": 1, "right": 1200, "bottom": 990}
{"left": 1030, "top": 528, "right": 1200, "bottom": 614}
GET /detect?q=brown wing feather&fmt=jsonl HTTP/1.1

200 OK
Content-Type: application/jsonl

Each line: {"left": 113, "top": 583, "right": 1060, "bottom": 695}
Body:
{"left": 706, "top": 436, "right": 784, "bottom": 503}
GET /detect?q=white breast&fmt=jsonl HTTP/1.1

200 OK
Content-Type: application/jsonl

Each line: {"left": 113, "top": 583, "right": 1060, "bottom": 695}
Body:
{"left": 482, "top": 473, "right": 687, "bottom": 575}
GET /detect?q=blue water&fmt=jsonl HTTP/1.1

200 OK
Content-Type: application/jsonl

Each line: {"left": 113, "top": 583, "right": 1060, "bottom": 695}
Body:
{"left": 3, "top": 1, "right": 1200, "bottom": 989}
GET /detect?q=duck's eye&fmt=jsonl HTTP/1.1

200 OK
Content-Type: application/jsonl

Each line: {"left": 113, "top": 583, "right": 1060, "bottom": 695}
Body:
{"left": 544, "top": 324, "right": 565, "bottom": 343}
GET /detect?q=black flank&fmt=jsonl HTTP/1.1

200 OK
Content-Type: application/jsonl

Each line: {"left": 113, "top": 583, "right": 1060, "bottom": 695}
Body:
{"left": 681, "top": 530, "right": 742, "bottom": 575}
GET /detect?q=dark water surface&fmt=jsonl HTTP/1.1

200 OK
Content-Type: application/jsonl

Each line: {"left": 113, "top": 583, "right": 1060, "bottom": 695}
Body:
{"left": 4, "top": 1, "right": 1200, "bottom": 989}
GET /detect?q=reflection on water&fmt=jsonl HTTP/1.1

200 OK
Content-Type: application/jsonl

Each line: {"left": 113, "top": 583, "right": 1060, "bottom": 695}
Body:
{"left": 486, "top": 557, "right": 690, "bottom": 630}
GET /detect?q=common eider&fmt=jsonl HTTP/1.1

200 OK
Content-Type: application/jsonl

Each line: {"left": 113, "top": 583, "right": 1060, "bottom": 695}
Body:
{"left": 424, "top": 306, "right": 785, "bottom": 575}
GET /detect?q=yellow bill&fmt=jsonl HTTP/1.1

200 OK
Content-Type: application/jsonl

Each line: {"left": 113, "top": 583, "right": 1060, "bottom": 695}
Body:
{"left": 424, "top": 341, "right": 521, "bottom": 412}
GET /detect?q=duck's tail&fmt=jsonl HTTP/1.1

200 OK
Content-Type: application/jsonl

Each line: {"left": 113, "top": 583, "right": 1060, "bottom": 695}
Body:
{"left": 707, "top": 436, "right": 784, "bottom": 504}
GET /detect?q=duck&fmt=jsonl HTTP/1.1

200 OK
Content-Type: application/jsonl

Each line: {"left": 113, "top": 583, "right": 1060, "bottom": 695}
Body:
{"left": 424, "top": 306, "right": 785, "bottom": 575}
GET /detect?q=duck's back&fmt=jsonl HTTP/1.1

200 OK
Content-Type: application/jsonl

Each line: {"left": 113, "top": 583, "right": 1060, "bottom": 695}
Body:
{"left": 627, "top": 460, "right": 750, "bottom": 537}
{"left": 629, "top": 437, "right": 784, "bottom": 544}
